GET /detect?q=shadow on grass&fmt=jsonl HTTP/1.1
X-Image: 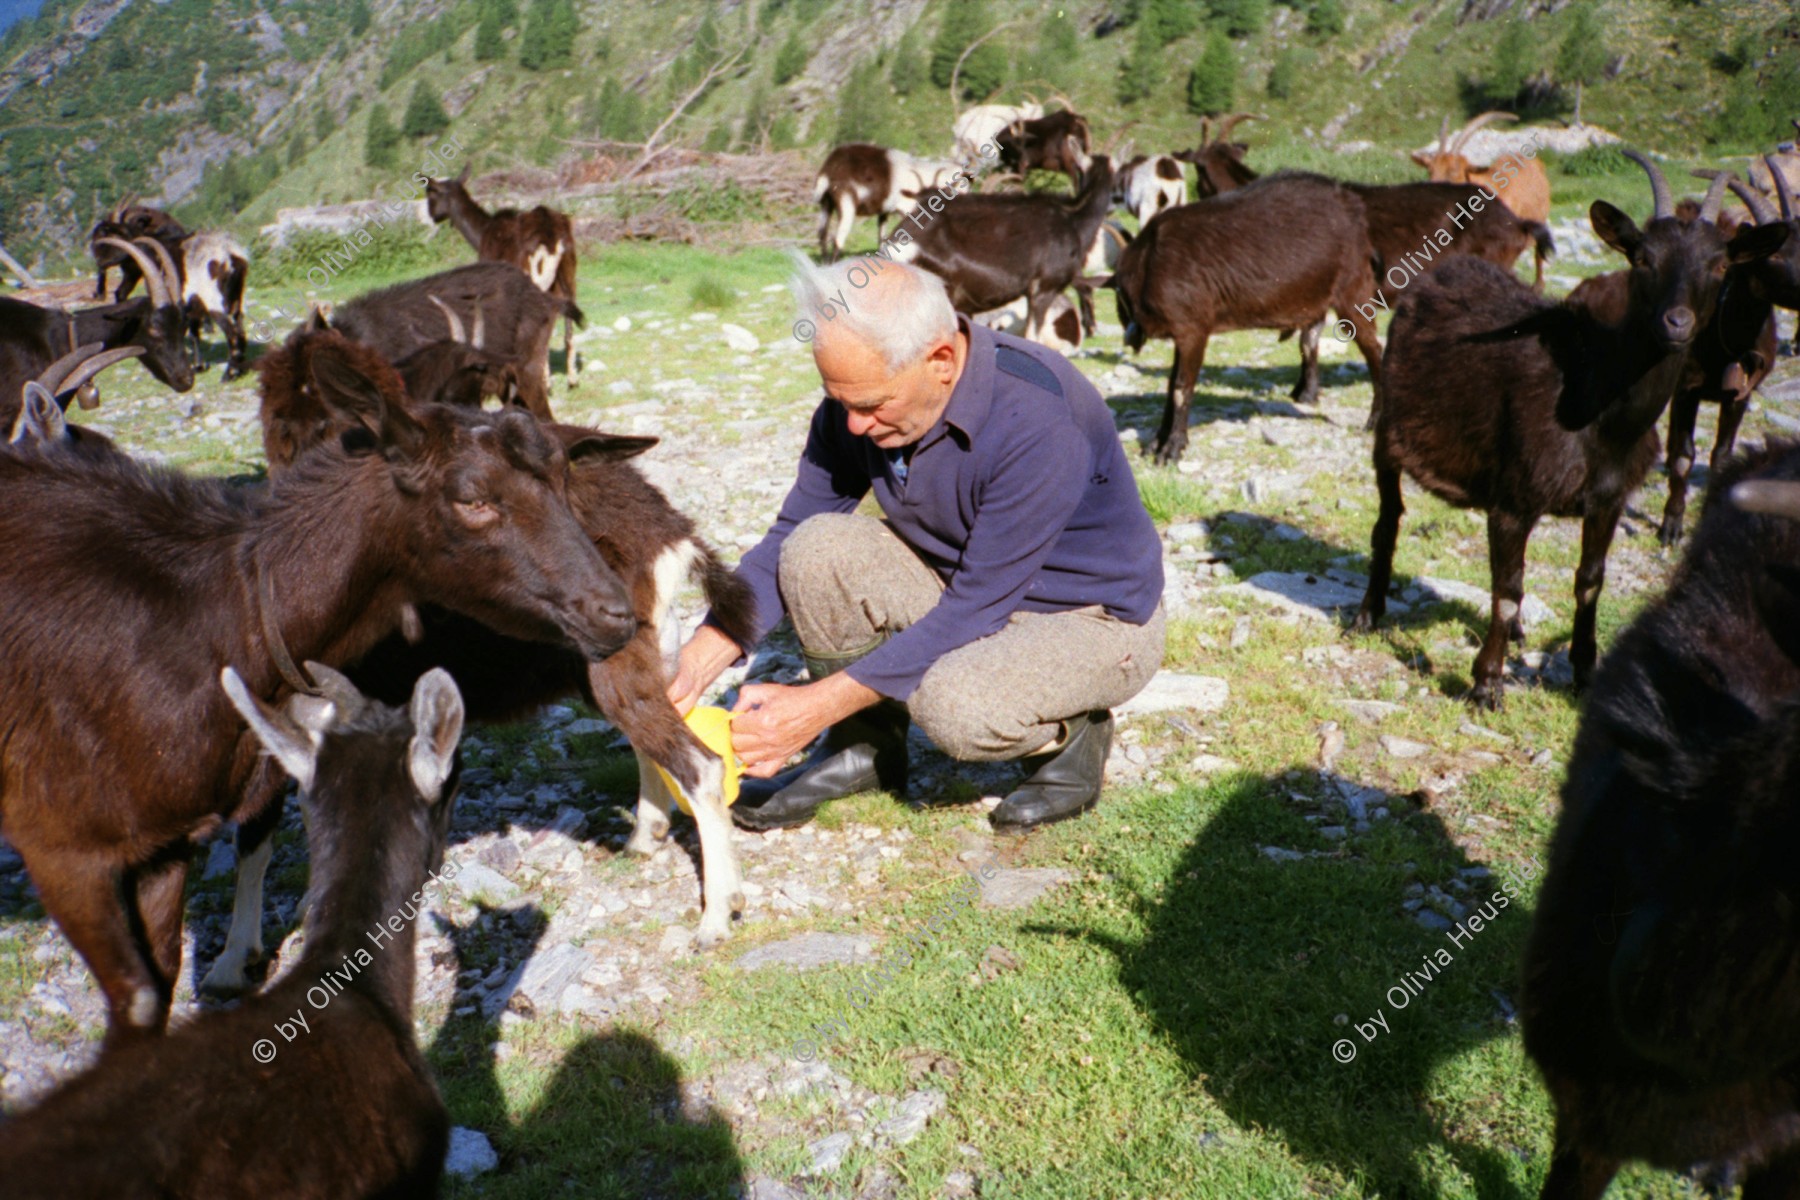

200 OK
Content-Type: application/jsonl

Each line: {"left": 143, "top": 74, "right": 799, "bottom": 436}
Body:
{"left": 432, "top": 905, "right": 746, "bottom": 1200}
{"left": 1093, "top": 775, "right": 1540, "bottom": 1199}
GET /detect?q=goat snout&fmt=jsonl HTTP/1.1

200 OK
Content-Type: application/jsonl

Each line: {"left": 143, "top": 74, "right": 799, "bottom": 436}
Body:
{"left": 1659, "top": 306, "right": 1696, "bottom": 346}
{"left": 561, "top": 592, "right": 638, "bottom": 660}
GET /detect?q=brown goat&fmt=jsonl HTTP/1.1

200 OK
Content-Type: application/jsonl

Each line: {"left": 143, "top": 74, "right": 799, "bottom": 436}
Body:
{"left": 0, "top": 666, "right": 462, "bottom": 1199}
{"left": 1102, "top": 171, "right": 1385, "bottom": 465}
{"left": 1353, "top": 159, "right": 1789, "bottom": 709}
{"left": 425, "top": 167, "right": 580, "bottom": 383}
{"left": 0, "top": 340, "right": 637, "bottom": 1040}
{"left": 1411, "top": 113, "right": 1553, "bottom": 285}
{"left": 210, "top": 335, "right": 757, "bottom": 981}
{"left": 1176, "top": 112, "right": 1265, "bottom": 200}
{"left": 995, "top": 109, "right": 1094, "bottom": 191}
{"left": 322, "top": 261, "right": 578, "bottom": 421}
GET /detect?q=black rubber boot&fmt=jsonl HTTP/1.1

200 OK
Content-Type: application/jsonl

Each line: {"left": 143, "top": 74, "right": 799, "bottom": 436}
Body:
{"left": 990, "top": 710, "right": 1113, "bottom": 833}
{"left": 732, "top": 701, "right": 911, "bottom": 830}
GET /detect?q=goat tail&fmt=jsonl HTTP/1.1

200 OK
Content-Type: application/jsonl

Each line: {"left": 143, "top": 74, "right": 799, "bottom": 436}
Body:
{"left": 1526, "top": 221, "right": 1556, "bottom": 259}
{"left": 696, "top": 542, "right": 758, "bottom": 651}
{"left": 558, "top": 296, "right": 587, "bottom": 328}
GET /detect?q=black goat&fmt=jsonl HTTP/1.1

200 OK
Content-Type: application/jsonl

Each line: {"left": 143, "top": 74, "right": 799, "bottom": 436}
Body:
{"left": 1101, "top": 171, "right": 1385, "bottom": 465}
{"left": 0, "top": 665, "right": 461, "bottom": 1199}
{"left": 0, "top": 339, "right": 635, "bottom": 1040}
{"left": 899, "top": 156, "right": 1116, "bottom": 345}
{"left": 1352, "top": 157, "right": 1789, "bottom": 709}
{"left": 0, "top": 239, "right": 193, "bottom": 426}
{"left": 1568, "top": 173, "right": 1783, "bottom": 546}
{"left": 1520, "top": 441, "right": 1800, "bottom": 1200}
{"left": 318, "top": 261, "right": 579, "bottom": 421}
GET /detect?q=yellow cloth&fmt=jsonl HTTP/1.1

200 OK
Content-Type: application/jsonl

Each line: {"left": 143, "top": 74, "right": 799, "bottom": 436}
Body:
{"left": 657, "top": 705, "right": 742, "bottom": 815}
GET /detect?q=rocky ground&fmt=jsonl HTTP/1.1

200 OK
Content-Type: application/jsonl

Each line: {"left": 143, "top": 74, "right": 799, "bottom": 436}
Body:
{"left": 3, "top": 236, "right": 1798, "bottom": 1197}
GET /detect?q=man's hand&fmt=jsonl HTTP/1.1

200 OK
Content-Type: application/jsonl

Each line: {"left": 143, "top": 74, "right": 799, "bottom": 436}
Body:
{"left": 666, "top": 624, "right": 747, "bottom": 716}
{"left": 732, "top": 672, "right": 880, "bottom": 777}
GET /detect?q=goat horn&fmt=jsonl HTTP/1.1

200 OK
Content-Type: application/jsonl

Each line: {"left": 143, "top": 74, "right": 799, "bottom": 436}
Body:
{"left": 1451, "top": 111, "right": 1518, "bottom": 156}
{"left": 1214, "top": 113, "right": 1266, "bottom": 145}
{"left": 1437, "top": 115, "right": 1451, "bottom": 156}
{"left": 471, "top": 301, "right": 485, "bottom": 351}
{"left": 136, "top": 236, "right": 183, "bottom": 298}
{"left": 1724, "top": 176, "right": 1780, "bottom": 225}
{"left": 94, "top": 237, "right": 170, "bottom": 308}
{"left": 1731, "top": 479, "right": 1800, "bottom": 521}
{"left": 1622, "top": 149, "right": 1674, "bottom": 221}
{"left": 45, "top": 345, "right": 144, "bottom": 399}
{"left": 429, "top": 295, "right": 466, "bottom": 343}
{"left": 1696, "top": 169, "right": 1733, "bottom": 225}
{"left": 1198, "top": 115, "right": 1214, "bottom": 146}
{"left": 31, "top": 341, "right": 109, "bottom": 395}
{"left": 1768, "top": 154, "right": 1796, "bottom": 222}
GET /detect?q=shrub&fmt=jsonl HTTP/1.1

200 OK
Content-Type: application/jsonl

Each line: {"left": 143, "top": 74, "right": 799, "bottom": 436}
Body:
{"left": 365, "top": 103, "right": 400, "bottom": 168}
{"left": 401, "top": 84, "right": 451, "bottom": 139}
{"left": 1187, "top": 28, "right": 1237, "bottom": 115}
{"left": 774, "top": 30, "right": 808, "bottom": 84}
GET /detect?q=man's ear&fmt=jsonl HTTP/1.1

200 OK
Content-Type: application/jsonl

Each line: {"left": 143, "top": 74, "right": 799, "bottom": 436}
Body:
{"left": 926, "top": 337, "right": 958, "bottom": 382}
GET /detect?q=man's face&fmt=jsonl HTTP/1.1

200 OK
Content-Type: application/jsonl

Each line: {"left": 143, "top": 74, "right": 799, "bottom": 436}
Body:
{"left": 815, "top": 331, "right": 957, "bottom": 450}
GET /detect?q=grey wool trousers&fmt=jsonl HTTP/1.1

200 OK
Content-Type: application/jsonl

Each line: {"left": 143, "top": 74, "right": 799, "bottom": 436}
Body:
{"left": 777, "top": 513, "right": 1166, "bottom": 761}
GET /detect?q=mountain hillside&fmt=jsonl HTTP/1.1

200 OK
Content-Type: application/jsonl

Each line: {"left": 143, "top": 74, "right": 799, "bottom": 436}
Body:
{"left": 0, "top": 0, "right": 1796, "bottom": 273}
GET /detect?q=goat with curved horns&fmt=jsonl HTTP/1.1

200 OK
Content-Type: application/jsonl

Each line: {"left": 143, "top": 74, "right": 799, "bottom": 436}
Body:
{"left": 0, "top": 237, "right": 192, "bottom": 429}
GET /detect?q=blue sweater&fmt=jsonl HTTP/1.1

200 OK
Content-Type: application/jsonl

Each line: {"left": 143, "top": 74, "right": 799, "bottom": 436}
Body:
{"left": 716, "top": 320, "right": 1164, "bottom": 701}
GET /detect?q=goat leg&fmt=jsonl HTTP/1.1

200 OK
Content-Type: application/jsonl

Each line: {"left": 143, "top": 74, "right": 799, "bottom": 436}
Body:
{"left": 1352, "top": 459, "right": 1405, "bottom": 634}
{"left": 220, "top": 311, "right": 249, "bottom": 383}
{"left": 1291, "top": 321, "right": 1323, "bottom": 405}
{"left": 200, "top": 763, "right": 285, "bottom": 997}
{"left": 1472, "top": 508, "right": 1534, "bottom": 710}
{"left": 1658, "top": 390, "right": 1702, "bottom": 547}
{"left": 625, "top": 746, "right": 675, "bottom": 855}
{"left": 132, "top": 846, "right": 191, "bottom": 1013}
{"left": 26, "top": 850, "right": 171, "bottom": 1041}
{"left": 1570, "top": 498, "right": 1625, "bottom": 692}
{"left": 1537, "top": 1122, "right": 1619, "bottom": 1200}
{"left": 1074, "top": 282, "right": 1097, "bottom": 338}
{"left": 1154, "top": 335, "right": 1206, "bottom": 466}
{"left": 587, "top": 637, "right": 744, "bottom": 947}
{"left": 1742, "top": 1147, "right": 1800, "bottom": 1200}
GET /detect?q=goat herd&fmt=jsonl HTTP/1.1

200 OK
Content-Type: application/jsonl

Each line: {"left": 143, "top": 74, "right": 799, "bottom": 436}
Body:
{"left": 2, "top": 97, "right": 1800, "bottom": 1197}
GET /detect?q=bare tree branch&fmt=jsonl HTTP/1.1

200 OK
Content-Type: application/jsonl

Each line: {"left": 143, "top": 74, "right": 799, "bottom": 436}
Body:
{"left": 626, "top": 48, "right": 747, "bottom": 180}
{"left": 0, "top": 241, "right": 38, "bottom": 288}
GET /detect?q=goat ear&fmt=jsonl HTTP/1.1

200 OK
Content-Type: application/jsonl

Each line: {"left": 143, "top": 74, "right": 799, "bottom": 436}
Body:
{"left": 1590, "top": 202, "right": 1643, "bottom": 259}
{"left": 408, "top": 668, "right": 465, "bottom": 803}
{"left": 220, "top": 667, "right": 328, "bottom": 792}
{"left": 9, "top": 383, "right": 67, "bottom": 445}
{"left": 1410, "top": 151, "right": 1434, "bottom": 168}
{"left": 1725, "top": 220, "right": 1791, "bottom": 266}
{"left": 310, "top": 349, "right": 423, "bottom": 455}
{"left": 566, "top": 432, "right": 660, "bottom": 463}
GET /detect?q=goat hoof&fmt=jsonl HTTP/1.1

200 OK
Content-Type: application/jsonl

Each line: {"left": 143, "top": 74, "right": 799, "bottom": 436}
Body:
{"left": 694, "top": 920, "right": 731, "bottom": 949}
{"left": 1468, "top": 683, "right": 1504, "bottom": 712}
{"left": 197, "top": 966, "right": 251, "bottom": 999}
{"left": 1656, "top": 522, "right": 1682, "bottom": 548}
{"left": 624, "top": 830, "right": 665, "bottom": 857}
{"left": 729, "top": 889, "right": 746, "bottom": 914}
{"left": 1347, "top": 610, "right": 1379, "bottom": 635}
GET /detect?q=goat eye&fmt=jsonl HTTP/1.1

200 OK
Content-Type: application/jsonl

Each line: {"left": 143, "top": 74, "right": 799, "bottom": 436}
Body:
{"left": 453, "top": 499, "right": 498, "bottom": 529}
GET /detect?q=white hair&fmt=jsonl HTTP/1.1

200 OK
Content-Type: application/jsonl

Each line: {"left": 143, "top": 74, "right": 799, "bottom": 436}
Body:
{"left": 787, "top": 251, "right": 957, "bottom": 372}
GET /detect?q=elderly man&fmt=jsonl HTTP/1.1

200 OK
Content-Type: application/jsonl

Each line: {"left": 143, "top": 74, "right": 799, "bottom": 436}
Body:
{"left": 667, "top": 256, "right": 1164, "bottom": 832}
